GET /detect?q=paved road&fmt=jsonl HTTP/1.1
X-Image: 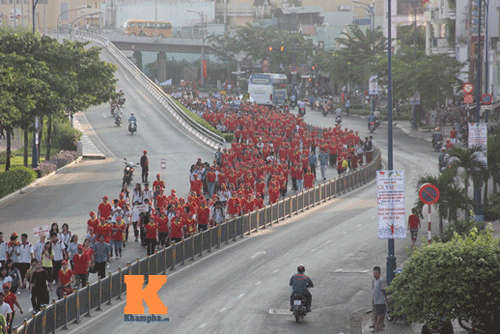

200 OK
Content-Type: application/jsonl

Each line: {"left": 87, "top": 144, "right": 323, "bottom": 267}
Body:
{"left": 67, "top": 110, "right": 441, "bottom": 334}
{"left": 0, "top": 45, "right": 212, "bottom": 325}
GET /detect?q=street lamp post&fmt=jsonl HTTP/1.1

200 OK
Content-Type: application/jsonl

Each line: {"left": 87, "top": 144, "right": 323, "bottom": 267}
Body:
{"left": 187, "top": 9, "right": 206, "bottom": 87}
{"left": 31, "top": 0, "right": 40, "bottom": 170}
{"left": 57, "top": 6, "right": 89, "bottom": 39}
{"left": 386, "top": 0, "right": 396, "bottom": 285}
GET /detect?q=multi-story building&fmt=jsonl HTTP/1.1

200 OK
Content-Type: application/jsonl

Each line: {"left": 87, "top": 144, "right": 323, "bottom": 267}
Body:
{"left": 0, "top": 0, "right": 105, "bottom": 32}
{"left": 425, "top": 0, "right": 499, "bottom": 98}
{"left": 383, "top": 0, "right": 426, "bottom": 41}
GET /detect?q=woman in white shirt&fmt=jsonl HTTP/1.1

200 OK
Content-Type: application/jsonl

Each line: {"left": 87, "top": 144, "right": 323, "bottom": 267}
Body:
{"left": 132, "top": 183, "right": 143, "bottom": 205}
{"left": 58, "top": 224, "right": 72, "bottom": 248}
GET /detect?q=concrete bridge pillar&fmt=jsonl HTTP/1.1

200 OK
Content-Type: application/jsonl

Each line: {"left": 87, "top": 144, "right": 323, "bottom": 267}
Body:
{"left": 157, "top": 51, "right": 167, "bottom": 83}
{"left": 133, "top": 50, "right": 143, "bottom": 71}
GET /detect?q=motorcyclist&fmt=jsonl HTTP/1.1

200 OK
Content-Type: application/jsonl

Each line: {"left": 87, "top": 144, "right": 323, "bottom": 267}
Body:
{"left": 128, "top": 113, "right": 137, "bottom": 131}
{"left": 297, "top": 99, "right": 306, "bottom": 115}
{"left": 289, "top": 265, "right": 314, "bottom": 312}
{"left": 368, "top": 113, "right": 377, "bottom": 129}
{"left": 438, "top": 147, "right": 449, "bottom": 171}
{"left": 432, "top": 127, "right": 443, "bottom": 147}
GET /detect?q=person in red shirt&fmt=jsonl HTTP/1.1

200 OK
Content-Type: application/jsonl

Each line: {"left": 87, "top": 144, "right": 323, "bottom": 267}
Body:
{"left": 450, "top": 127, "right": 457, "bottom": 144}
{"left": 184, "top": 216, "right": 197, "bottom": 237}
{"left": 191, "top": 175, "right": 203, "bottom": 196}
{"left": 111, "top": 219, "right": 125, "bottom": 258}
{"left": 304, "top": 168, "right": 314, "bottom": 189}
{"left": 153, "top": 174, "right": 165, "bottom": 196}
{"left": 408, "top": 208, "right": 421, "bottom": 247}
{"left": 87, "top": 211, "right": 99, "bottom": 233}
{"left": 98, "top": 196, "right": 112, "bottom": 220}
{"left": 72, "top": 245, "right": 90, "bottom": 287}
{"left": 57, "top": 260, "right": 73, "bottom": 299}
{"left": 197, "top": 201, "right": 210, "bottom": 231}
{"left": 3, "top": 283, "right": 22, "bottom": 331}
{"left": 156, "top": 211, "right": 169, "bottom": 247}
{"left": 206, "top": 167, "right": 217, "bottom": 197}
{"left": 144, "top": 220, "right": 158, "bottom": 256}
{"left": 170, "top": 216, "right": 184, "bottom": 243}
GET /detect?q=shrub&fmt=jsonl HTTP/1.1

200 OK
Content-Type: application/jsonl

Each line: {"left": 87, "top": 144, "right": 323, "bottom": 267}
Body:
{"left": 0, "top": 167, "right": 37, "bottom": 198}
{"left": 484, "top": 193, "right": 500, "bottom": 221}
{"left": 51, "top": 150, "right": 79, "bottom": 169}
{"left": 52, "top": 120, "right": 82, "bottom": 151}
{"left": 38, "top": 161, "right": 57, "bottom": 176}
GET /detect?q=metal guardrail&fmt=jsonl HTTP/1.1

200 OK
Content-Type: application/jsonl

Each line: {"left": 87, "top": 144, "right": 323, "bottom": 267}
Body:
{"left": 15, "top": 149, "right": 381, "bottom": 334}
{"left": 72, "top": 31, "right": 225, "bottom": 149}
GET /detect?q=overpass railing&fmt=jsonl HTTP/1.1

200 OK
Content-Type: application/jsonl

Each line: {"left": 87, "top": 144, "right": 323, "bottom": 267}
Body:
{"left": 74, "top": 31, "right": 225, "bottom": 149}
{"left": 15, "top": 149, "right": 381, "bottom": 334}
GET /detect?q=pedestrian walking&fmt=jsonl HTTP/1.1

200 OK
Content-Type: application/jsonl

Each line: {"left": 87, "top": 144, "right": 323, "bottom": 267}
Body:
{"left": 140, "top": 150, "right": 149, "bottom": 183}
{"left": 28, "top": 260, "right": 49, "bottom": 313}
{"left": 319, "top": 148, "right": 329, "bottom": 181}
{"left": 408, "top": 208, "right": 421, "bottom": 247}
{"left": 92, "top": 235, "right": 111, "bottom": 279}
{"left": 72, "top": 245, "right": 90, "bottom": 288}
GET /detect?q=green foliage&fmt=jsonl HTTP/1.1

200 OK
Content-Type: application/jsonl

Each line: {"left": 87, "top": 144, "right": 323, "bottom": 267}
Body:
{"left": 0, "top": 166, "right": 37, "bottom": 198}
{"left": 173, "top": 99, "right": 232, "bottom": 142}
{"left": 484, "top": 193, "right": 500, "bottom": 221}
{"left": 389, "top": 229, "right": 500, "bottom": 332}
{"left": 52, "top": 119, "right": 81, "bottom": 151}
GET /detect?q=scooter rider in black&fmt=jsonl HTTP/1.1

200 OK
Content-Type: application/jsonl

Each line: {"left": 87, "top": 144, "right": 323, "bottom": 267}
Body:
{"left": 289, "top": 265, "right": 314, "bottom": 312}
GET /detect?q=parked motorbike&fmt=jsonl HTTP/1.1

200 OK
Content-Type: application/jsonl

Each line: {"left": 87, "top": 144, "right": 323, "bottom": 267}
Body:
{"left": 122, "top": 158, "right": 138, "bottom": 187}
{"left": 291, "top": 293, "right": 309, "bottom": 323}
{"left": 128, "top": 120, "right": 137, "bottom": 135}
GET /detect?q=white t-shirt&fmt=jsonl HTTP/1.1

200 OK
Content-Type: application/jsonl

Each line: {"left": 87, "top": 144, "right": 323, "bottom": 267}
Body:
{"left": 0, "top": 303, "right": 12, "bottom": 318}
{"left": 0, "top": 243, "right": 7, "bottom": 262}
{"left": 52, "top": 240, "right": 66, "bottom": 261}
{"left": 33, "top": 241, "right": 44, "bottom": 262}
{"left": 18, "top": 243, "right": 33, "bottom": 264}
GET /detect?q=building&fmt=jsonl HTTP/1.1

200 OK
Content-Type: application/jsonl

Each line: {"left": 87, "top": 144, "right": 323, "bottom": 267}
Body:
{"left": 0, "top": 0, "right": 105, "bottom": 33}
{"left": 214, "top": 0, "right": 271, "bottom": 27}
{"left": 273, "top": 6, "right": 324, "bottom": 31}
{"left": 425, "top": 0, "right": 499, "bottom": 99}
{"left": 383, "top": 0, "right": 425, "bottom": 41}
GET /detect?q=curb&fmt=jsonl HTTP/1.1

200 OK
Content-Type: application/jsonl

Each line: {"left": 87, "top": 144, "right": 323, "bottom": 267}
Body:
{"left": 0, "top": 156, "right": 83, "bottom": 206}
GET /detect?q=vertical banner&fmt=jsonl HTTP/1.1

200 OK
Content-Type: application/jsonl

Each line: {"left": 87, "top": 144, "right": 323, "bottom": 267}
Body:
{"left": 202, "top": 59, "right": 207, "bottom": 79}
{"left": 468, "top": 122, "right": 488, "bottom": 166}
{"left": 376, "top": 170, "right": 406, "bottom": 239}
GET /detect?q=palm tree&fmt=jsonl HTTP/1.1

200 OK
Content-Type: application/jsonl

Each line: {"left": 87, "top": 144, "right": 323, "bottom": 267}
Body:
{"left": 447, "top": 146, "right": 487, "bottom": 220}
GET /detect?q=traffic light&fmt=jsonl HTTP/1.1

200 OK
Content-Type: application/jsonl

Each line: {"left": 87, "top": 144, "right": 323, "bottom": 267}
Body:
{"left": 280, "top": 45, "right": 285, "bottom": 53}
{"left": 268, "top": 46, "right": 273, "bottom": 52}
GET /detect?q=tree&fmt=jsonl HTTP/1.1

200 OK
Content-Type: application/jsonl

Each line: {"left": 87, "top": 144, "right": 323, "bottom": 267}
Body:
{"left": 416, "top": 168, "right": 470, "bottom": 237}
{"left": 0, "top": 65, "right": 20, "bottom": 171}
{"left": 389, "top": 228, "right": 500, "bottom": 333}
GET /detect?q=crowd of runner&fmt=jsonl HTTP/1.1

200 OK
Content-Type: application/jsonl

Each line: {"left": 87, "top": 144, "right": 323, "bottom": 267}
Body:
{"left": 0, "top": 93, "right": 375, "bottom": 330}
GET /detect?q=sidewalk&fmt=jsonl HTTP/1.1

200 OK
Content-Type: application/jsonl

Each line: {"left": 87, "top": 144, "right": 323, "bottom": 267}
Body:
{"left": 74, "top": 112, "right": 106, "bottom": 159}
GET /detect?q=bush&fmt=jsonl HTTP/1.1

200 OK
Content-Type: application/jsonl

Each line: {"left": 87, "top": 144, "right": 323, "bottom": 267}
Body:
{"left": 484, "top": 193, "right": 500, "bottom": 221}
{"left": 0, "top": 167, "right": 37, "bottom": 198}
{"left": 52, "top": 120, "right": 82, "bottom": 151}
{"left": 51, "top": 150, "right": 79, "bottom": 169}
{"left": 38, "top": 161, "right": 57, "bottom": 176}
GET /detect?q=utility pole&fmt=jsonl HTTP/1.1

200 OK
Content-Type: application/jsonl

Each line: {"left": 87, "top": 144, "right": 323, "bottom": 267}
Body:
{"left": 473, "top": 0, "right": 483, "bottom": 220}
{"left": 386, "top": 0, "right": 396, "bottom": 285}
{"left": 32, "top": 0, "right": 40, "bottom": 169}
{"left": 187, "top": 9, "right": 206, "bottom": 87}
{"left": 411, "top": 0, "right": 418, "bottom": 129}
{"left": 154, "top": 0, "right": 158, "bottom": 21}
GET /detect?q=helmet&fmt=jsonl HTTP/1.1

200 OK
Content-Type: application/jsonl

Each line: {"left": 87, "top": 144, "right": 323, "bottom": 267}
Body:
{"left": 131, "top": 112, "right": 134, "bottom": 115}
{"left": 297, "top": 265, "right": 305, "bottom": 273}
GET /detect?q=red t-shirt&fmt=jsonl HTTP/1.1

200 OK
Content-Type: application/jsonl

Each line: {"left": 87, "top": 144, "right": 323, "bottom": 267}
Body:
{"left": 145, "top": 223, "right": 158, "bottom": 240}
{"left": 98, "top": 202, "right": 112, "bottom": 219}
{"left": 408, "top": 214, "right": 420, "bottom": 230}
{"left": 170, "top": 220, "right": 184, "bottom": 239}
{"left": 58, "top": 268, "right": 73, "bottom": 286}
{"left": 72, "top": 253, "right": 90, "bottom": 275}
{"left": 156, "top": 216, "right": 169, "bottom": 233}
{"left": 111, "top": 224, "right": 124, "bottom": 241}
{"left": 197, "top": 207, "right": 210, "bottom": 225}
{"left": 4, "top": 292, "right": 16, "bottom": 311}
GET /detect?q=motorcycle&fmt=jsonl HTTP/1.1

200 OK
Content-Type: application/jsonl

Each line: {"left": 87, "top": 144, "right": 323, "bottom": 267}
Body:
{"left": 432, "top": 138, "right": 443, "bottom": 152}
{"left": 322, "top": 105, "right": 329, "bottom": 117}
{"left": 128, "top": 120, "right": 137, "bottom": 135}
{"left": 369, "top": 120, "right": 380, "bottom": 133}
{"left": 291, "top": 293, "right": 309, "bottom": 323}
{"left": 114, "top": 111, "right": 122, "bottom": 127}
{"left": 335, "top": 115, "right": 342, "bottom": 125}
{"left": 122, "top": 158, "right": 138, "bottom": 187}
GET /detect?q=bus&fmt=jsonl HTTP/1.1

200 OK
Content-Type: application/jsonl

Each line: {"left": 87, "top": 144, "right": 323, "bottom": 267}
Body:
{"left": 248, "top": 73, "right": 288, "bottom": 106}
{"left": 124, "top": 20, "right": 173, "bottom": 38}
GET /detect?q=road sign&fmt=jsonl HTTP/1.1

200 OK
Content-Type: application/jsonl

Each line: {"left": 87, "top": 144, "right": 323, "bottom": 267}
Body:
{"left": 369, "top": 75, "right": 378, "bottom": 95}
{"left": 464, "top": 93, "right": 474, "bottom": 104}
{"left": 376, "top": 170, "right": 406, "bottom": 239}
{"left": 480, "top": 93, "right": 492, "bottom": 105}
{"left": 463, "top": 82, "right": 474, "bottom": 94}
{"left": 419, "top": 183, "right": 440, "bottom": 205}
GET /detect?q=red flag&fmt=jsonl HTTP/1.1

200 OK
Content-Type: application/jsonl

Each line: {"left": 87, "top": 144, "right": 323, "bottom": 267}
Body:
{"left": 202, "top": 60, "right": 207, "bottom": 79}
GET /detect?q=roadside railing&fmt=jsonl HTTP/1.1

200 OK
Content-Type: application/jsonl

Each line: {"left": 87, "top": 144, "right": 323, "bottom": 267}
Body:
{"left": 72, "top": 31, "right": 225, "bottom": 149}
{"left": 15, "top": 149, "right": 380, "bottom": 334}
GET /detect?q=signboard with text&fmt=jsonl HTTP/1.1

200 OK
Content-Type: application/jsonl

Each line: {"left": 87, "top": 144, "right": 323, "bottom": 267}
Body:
{"left": 376, "top": 170, "right": 406, "bottom": 239}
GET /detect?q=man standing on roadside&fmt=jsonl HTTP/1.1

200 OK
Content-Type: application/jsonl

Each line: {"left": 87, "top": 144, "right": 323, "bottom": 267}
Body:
{"left": 408, "top": 208, "right": 421, "bottom": 248}
{"left": 140, "top": 150, "right": 149, "bottom": 183}
{"left": 371, "top": 266, "right": 386, "bottom": 332}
